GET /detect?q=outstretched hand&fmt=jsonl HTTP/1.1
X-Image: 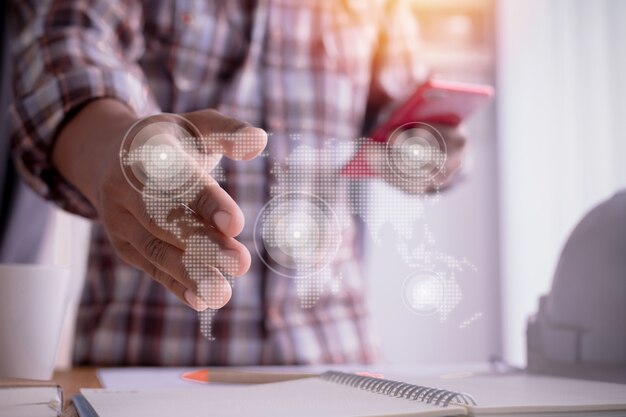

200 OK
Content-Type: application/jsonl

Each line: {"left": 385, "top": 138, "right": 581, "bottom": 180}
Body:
{"left": 54, "top": 100, "right": 267, "bottom": 310}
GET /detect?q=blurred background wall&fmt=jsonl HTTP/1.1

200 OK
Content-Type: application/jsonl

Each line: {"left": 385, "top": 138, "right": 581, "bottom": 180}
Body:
{"left": 497, "top": 0, "right": 626, "bottom": 366}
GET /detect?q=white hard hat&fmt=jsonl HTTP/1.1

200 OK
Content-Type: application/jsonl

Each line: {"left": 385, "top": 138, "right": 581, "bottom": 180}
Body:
{"left": 527, "top": 190, "right": 626, "bottom": 383}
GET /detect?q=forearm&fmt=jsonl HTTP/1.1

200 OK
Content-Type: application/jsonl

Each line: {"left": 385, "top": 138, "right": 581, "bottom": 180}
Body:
{"left": 52, "top": 99, "right": 138, "bottom": 206}
{"left": 9, "top": 0, "right": 158, "bottom": 218}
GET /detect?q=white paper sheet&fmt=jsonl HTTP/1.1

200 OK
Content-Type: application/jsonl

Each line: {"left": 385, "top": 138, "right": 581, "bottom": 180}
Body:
{"left": 97, "top": 368, "right": 209, "bottom": 390}
{"left": 82, "top": 377, "right": 465, "bottom": 417}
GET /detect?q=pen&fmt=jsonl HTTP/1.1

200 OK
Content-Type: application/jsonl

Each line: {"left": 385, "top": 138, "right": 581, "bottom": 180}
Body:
{"left": 181, "top": 369, "right": 385, "bottom": 384}
{"left": 181, "top": 369, "right": 319, "bottom": 384}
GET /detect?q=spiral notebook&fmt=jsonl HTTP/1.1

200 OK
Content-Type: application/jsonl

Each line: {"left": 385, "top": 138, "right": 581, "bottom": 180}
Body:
{"left": 78, "top": 371, "right": 626, "bottom": 417}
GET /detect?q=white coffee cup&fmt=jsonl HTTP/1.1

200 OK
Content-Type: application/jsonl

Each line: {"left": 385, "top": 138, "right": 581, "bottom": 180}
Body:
{"left": 0, "top": 263, "right": 71, "bottom": 380}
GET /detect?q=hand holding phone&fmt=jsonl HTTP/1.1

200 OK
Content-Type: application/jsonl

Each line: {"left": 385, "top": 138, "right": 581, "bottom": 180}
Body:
{"left": 342, "top": 79, "right": 494, "bottom": 178}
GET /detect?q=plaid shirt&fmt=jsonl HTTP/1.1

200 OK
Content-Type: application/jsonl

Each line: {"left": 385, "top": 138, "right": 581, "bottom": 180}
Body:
{"left": 9, "top": 0, "right": 426, "bottom": 366}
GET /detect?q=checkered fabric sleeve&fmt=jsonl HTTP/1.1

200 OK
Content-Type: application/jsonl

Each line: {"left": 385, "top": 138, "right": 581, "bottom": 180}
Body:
{"left": 8, "top": 0, "right": 159, "bottom": 218}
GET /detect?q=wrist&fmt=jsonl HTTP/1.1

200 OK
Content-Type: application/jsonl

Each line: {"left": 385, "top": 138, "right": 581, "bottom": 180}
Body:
{"left": 53, "top": 99, "right": 138, "bottom": 206}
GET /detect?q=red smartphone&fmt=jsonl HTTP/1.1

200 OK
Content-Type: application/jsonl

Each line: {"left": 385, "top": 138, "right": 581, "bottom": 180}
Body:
{"left": 342, "top": 79, "right": 494, "bottom": 177}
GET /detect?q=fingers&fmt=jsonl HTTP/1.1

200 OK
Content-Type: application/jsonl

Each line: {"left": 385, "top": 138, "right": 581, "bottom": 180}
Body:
{"left": 123, "top": 159, "right": 246, "bottom": 238}
{"left": 187, "top": 177, "right": 246, "bottom": 237}
{"left": 126, "top": 218, "right": 251, "bottom": 275}
{"left": 121, "top": 193, "right": 186, "bottom": 249}
{"left": 113, "top": 241, "right": 196, "bottom": 309}
{"left": 124, "top": 110, "right": 265, "bottom": 237}
{"left": 184, "top": 109, "right": 267, "bottom": 161}
{"left": 438, "top": 144, "right": 465, "bottom": 186}
{"left": 430, "top": 123, "right": 467, "bottom": 187}
{"left": 107, "top": 109, "right": 265, "bottom": 311}
{"left": 189, "top": 264, "right": 232, "bottom": 310}
{"left": 116, "top": 218, "right": 251, "bottom": 309}
{"left": 362, "top": 123, "right": 467, "bottom": 194}
{"left": 430, "top": 123, "right": 467, "bottom": 148}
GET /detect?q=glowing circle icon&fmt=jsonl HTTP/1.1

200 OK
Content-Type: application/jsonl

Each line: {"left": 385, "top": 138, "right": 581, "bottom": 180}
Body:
{"left": 401, "top": 271, "right": 446, "bottom": 316}
{"left": 254, "top": 192, "right": 342, "bottom": 278}
{"left": 385, "top": 122, "right": 447, "bottom": 183}
{"left": 119, "top": 113, "right": 208, "bottom": 200}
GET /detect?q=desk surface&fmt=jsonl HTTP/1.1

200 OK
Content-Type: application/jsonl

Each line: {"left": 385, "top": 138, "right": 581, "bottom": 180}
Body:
{"left": 54, "top": 368, "right": 101, "bottom": 416}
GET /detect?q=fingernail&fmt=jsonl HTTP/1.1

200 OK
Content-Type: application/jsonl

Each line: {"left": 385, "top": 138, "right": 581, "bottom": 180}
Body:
{"left": 238, "top": 126, "right": 267, "bottom": 137}
{"left": 197, "top": 278, "right": 232, "bottom": 309}
{"left": 184, "top": 289, "right": 209, "bottom": 311}
{"left": 212, "top": 281, "right": 232, "bottom": 309}
{"left": 213, "top": 210, "right": 231, "bottom": 234}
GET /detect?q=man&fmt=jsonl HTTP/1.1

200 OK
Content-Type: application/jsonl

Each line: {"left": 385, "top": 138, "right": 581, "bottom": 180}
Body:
{"left": 9, "top": 0, "right": 466, "bottom": 366}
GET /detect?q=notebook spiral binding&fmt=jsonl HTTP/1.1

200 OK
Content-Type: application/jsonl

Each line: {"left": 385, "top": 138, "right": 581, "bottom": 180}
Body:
{"left": 321, "top": 371, "right": 477, "bottom": 408}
